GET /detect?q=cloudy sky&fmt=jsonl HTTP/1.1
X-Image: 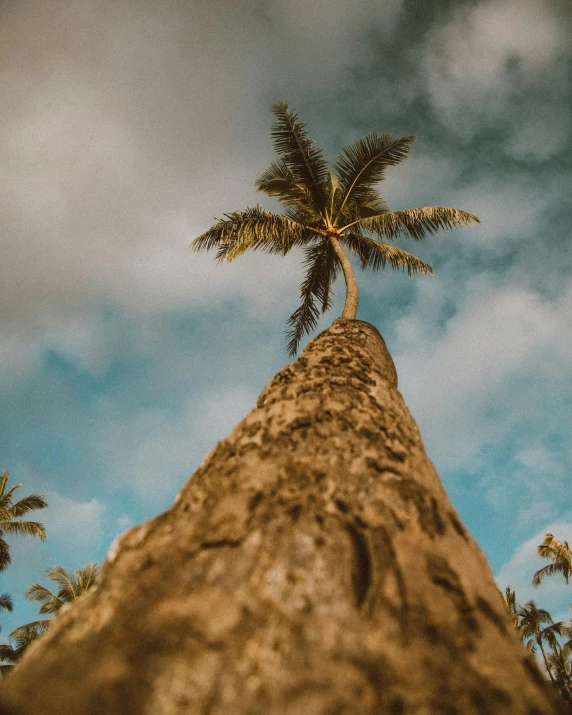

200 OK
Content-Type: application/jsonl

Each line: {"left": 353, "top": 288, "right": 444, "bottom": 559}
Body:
{"left": 1, "top": 0, "right": 571, "bottom": 636}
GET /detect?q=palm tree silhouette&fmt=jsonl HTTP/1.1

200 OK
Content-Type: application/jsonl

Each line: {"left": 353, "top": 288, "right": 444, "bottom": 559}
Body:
{"left": 518, "top": 600, "right": 563, "bottom": 685}
{"left": 191, "top": 103, "right": 479, "bottom": 355}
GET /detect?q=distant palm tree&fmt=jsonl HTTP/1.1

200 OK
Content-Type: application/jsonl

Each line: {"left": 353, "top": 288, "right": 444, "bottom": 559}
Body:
{"left": 7, "top": 563, "right": 99, "bottom": 659}
{"left": 0, "top": 471, "right": 47, "bottom": 571}
{"left": 191, "top": 103, "right": 479, "bottom": 355}
{"left": 547, "top": 643, "right": 572, "bottom": 703}
{"left": 533, "top": 533, "right": 572, "bottom": 587}
{"left": 500, "top": 586, "right": 522, "bottom": 633}
{"left": 0, "top": 592, "right": 15, "bottom": 678}
{"left": 518, "top": 600, "right": 563, "bottom": 685}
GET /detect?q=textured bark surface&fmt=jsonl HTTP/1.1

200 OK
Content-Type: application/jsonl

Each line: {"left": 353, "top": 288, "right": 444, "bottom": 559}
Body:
{"left": 0, "top": 320, "right": 564, "bottom": 714}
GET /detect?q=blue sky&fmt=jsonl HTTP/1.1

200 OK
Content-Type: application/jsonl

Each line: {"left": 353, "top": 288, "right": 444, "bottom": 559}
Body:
{"left": 1, "top": 0, "right": 572, "bottom": 637}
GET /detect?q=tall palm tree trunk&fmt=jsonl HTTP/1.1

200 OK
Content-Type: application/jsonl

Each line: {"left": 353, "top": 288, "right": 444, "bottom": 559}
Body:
{"left": 539, "top": 637, "right": 557, "bottom": 685}
{"left": 0, "top": 320, "right": 564, "bottom": 714}
{"left": 329, "top": 234, "right": 358, "bottom": 318}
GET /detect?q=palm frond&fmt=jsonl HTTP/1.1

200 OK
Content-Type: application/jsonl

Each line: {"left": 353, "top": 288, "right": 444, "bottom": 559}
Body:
{"left": 190, "top": 206, "right": 309, "bottom": 262}
{"left": 9, "top": 620, "right": 50, "bottom": 651}
{"left": 286, "top": 240, "right": 338, "bottom": 357}
{"left": 0, "top": 483, "right": 21, "bottom": 512}
{"left": 2, "top": 494, "right": 48, "bottom": 519}
{"left": 341, "top": 233, "right": 434, "bottom": 275}
{"left": 0, "top": 472, "right": 9, "bottom": 499}
{"left": 25, "top": 584, "right": 63, "bottom": 614}
{"left": 269, "top": 102, "right": 328, "bottom": 211}
{"left": 256, "top": 159, "right": 313, "bottom": 209}
{"left": 45, "top": 565, "right": 79, "bottom": 601}
{"left": 0, "top": 538, "right": 11, "bottom": 572}
{"left": 349, "top": 206, "right": 480, "bottom": 241}
{"left": 0, "top": 520, "right": 46, "bottom": 541}
{"left": 333, "top": 133, "right": 415, "bottom": 218}
{"left": 0, "top": 593, "right": 13, "bottom": 612}
{"left": 0, "top": 644, "right": 17, "bottom": 663}
{"left": 75, "top": 563, "right": 99, "bottom": 594}
{"left": 533, "top": 563, "right": 569, "bottom": 587}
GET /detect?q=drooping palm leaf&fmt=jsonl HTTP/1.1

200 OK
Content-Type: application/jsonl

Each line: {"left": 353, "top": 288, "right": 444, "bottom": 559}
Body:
{"left": 25, "top": 584, "right": 63, "bottom": 615}
{"left": 286, "top": 242, "right": 339, "bottom": 357}
{"left": 0, "top": 593, "right": 13, "bottom": 612}
{"left": 341, "top": 233, "right": 434, "bottom": 275}
{"left": 191, "top": 206, "right": 307, "bottom": 262}
{"left": 9, "top": 619, "right": 50, "bottom": 648}
{"left": 0, "top": 539, "right": 11, "bottom": 572}
{"left": 333, "top": 133, "right": 415, "bottom": 219}
{"left": 269, "top": 103, "right": 328, "bottom": 211}
{"left": 256, "top": 159, "right": 313, "bottom": 209}
{"left": 1, "top": 494, "right": 48, "bottom": 520}
{"left": 0, "top": 521, "right": 46, "bottom": 540}
{"left": 345, "top": 206, "right": 480, "bottom": 240}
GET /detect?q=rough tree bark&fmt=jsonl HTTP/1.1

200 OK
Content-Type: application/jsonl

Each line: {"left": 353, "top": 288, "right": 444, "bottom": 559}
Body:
{"left": 0, "top": 320, "right": 564, "bottom": 714}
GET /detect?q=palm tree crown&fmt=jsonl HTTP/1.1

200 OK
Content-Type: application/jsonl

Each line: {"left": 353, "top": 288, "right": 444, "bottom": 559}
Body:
{"left": 191, "top": 102, "right": 480, "bottom": 355}
{"left": 533, "top": 533, "right": 572, "bottom": 587}
{"left": 0, "top": 471, "right": 47, "bottom": 572}
{"left": 518, "top": 600, "right": 563, "bottom": 684}
{"left": 6, "top": 563, "right": 99, "bottom": 665}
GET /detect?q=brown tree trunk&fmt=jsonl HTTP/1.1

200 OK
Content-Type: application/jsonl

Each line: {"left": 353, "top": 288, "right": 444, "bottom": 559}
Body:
{"left": 0, "top": 320, "right": 564, "bottom": 714}
{"left": 329, "top": 234, "right": 358, "bottom": 319}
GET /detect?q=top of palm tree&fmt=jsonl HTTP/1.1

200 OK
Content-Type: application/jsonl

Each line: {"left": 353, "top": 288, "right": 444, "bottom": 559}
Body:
{"left": 533, "top": 533, "right": 572, "bottom": 587}
{"left": 0, "top": 471, "right": 47, "bottom": 572}
{"left": 191, "top": 102, "right": 479, "bottom": 356}
{"left": 25, "top": 563, "right": 99, "bottom": 615}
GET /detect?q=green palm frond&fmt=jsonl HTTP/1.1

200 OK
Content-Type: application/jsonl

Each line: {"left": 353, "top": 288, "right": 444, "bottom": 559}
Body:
{"left": 2, "top": 494, "right": 48, "bottom": 520}
{"left": 9, "top": 619, "right": 50, "bottom": 652}
{"left": 341, "top": 233, "right": 434, "bottom": 275}
{"left": 286, "top": 241, "right": 339, "bottom": 357}
{"left": 45, "top": 565, "right": 80, "bottom": 602}
{"left": 75, "top": 563, "right": 99, "bottom": 594}
{"left": 0, "top": 520, "right": 46, "bottom": 541}
{"left": 0, "top": 538, "right": 11, "bottom": 572}
{"left": 534, "top": 533, "right": 572, "bottom": 586}
{"left": 0, "top": 484, "right": 22, "bottom": 512}
{"left": 333, "top": 133, "right": 415, "bottom": 219}
{"left": 25, "top": 584, "right": 63, "bottom": 614}
{"left": 0, "top": 593, "right": 13, "bottom": 612}
{"left": 269, "top": 103, "right": 328, "bottom": 211}
{"left": 349, "top": 206, "right": 480, "bottom": 241}
{"left": 0, "top": 472, "right": 9, "bottom": 499}
{"left": 256, "top": 159, "right": 313, "bottom": 209}
{"left": 191, "top": 206, "right": 308, "bottom": 262}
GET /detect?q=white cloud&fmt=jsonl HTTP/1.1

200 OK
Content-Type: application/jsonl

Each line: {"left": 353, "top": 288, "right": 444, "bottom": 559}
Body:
{"left": 422, "top": 0, "right": 570, "bottom": 137}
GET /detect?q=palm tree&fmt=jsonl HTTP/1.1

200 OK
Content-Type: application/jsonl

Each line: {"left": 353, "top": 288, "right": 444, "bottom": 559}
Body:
{"left": 0, "top": 471, "right": 47, "bottom": 571}
{"left": 7, "top": 563, "right": 99, "bottom": 657}
{"left": 518, "top": 600, "right": 563, "bottom": 685}
{"left": 191, "top": 103, "right": 479, "bottom": 355}
{"left": 0, "top": 592, "right": 15, "bottom": 678}
{"left": 547, "top": 643, "right": 572, "bottom": 702}
{"left": 500, "top": 586, "right": 522, "bottom": 633}
{"left": 533, "top": 533, "right": 572, "bottom": 587}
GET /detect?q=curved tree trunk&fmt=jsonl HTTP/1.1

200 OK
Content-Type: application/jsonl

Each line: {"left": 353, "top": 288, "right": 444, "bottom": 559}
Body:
{"left": 329, "top": 234, "right": 358, "bottom": 318}
{"left": 0, "top": 320, "right": 565, "bottom": 714}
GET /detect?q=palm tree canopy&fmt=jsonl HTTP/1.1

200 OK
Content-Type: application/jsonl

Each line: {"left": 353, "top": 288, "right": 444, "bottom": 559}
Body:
{"left": 25, "top": 563, "right": 99, "bottom": 614}
{"left": 533, "top": 533, "right": 572, "bottom": 586}
{"left": 191, "top": 102, "right": 480, "bottom": 356}
{"left": 0, "top": 471, "right": 47, "bottom": 572}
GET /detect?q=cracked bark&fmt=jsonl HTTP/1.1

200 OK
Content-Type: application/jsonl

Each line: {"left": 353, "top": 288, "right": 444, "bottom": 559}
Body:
{"left": 0, "top": 319, "right": 565, "bottom": 714}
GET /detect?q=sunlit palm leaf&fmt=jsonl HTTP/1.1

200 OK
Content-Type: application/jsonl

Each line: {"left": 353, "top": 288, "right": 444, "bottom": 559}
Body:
{"left": 533, "top": 533, "right": 572, "bottom": 586}
{"left": 342, "top": 233, "right": 434, "bottom": 275}
{"left": 191, "top": 206, "right": 308, "bottom": 262}
{"left": 333, "top": 133, "right": 415, "bottom": 218}
{"left": 286, "top": 241, "right": 338, "bottom": 357}
{"left": 2, "top": 494, "right": 48, "bottom": 519}
{"left": 269, "top": 103, "right": 328, "bottom": 211}
{"left": 0, "top": 472, "right": 9, "bottom": 499}
{"left": 25, "top": 584, "right": 63, "bottom": 614}
{"left": 352, "top": 206, "right": 480, "bottom": 241}
{"left": 0, "top": 521, "right": 46, "bottom": 540}
{"left": 0, "top": 483, "right": 22, "bottom": 512}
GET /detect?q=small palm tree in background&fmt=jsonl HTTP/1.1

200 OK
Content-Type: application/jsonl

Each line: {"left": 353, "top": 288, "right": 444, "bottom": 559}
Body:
{"left": 5, "top": 563, "right": 99, "bottom": 666}
{"left": 500, "top": 586, "right": 523, "bottom": 634}
{"left": 0, "top": 471, "right": 47, "bottom": 571}
{"left": 533, "top": 533, "right": 572, "bottom": 587}
{"left": 518, "top": 600, "right": 563, "bottom": 685}
{"left": 191, "top": 103, "right": 479, "bottom": 355}
{"left": 547, "top": 643, "right": 572, "bottom": 703}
